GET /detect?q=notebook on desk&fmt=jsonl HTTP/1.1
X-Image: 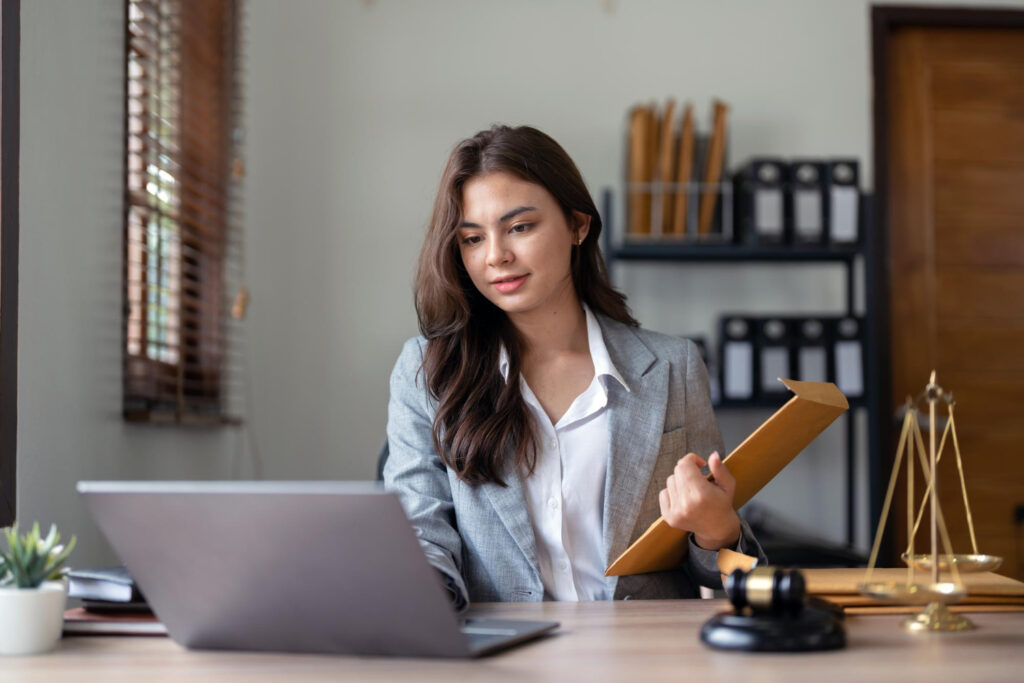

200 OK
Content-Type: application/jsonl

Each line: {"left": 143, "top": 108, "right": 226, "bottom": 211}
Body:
{"left": 77, "top": 480, "right": 558, "bottom": 658}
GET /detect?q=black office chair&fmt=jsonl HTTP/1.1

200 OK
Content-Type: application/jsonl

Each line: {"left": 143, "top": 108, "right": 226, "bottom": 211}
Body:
{"left": 376, "top": 438, "right": 389, "bottom": 482}
{"left": 741, "top": 503, "right": 867, "bottom": 568}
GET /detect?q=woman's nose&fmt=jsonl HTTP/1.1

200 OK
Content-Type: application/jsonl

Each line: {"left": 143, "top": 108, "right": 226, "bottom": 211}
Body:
{"left": 486, "top": 236, "right": 512, "bottom": 266}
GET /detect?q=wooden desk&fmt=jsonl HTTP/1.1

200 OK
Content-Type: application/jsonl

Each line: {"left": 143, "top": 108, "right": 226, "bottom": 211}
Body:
{"left": 7, "top": 600, "right": 1024, "bottom": 681}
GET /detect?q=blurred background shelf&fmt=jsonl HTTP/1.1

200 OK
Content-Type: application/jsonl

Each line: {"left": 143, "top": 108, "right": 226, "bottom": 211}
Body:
{"left": 610, "top": 243, "right": 861, "bottom": 263}
{"left": 599, "top": 187, "right": 879, "bottom": 562}
{"left": 715, "top": 396, "right": 867, "bottom": 411}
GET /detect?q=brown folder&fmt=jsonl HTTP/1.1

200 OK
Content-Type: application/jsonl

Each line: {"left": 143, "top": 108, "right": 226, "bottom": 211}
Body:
{"left": 717, "top": 548, "right": 758, "bottom": 580}
{"left": 698, "top": 99, "right": 729, "bottom": 236}
{"left": 803, "top": 568, "right": 1024, "bottom": 598}
{"left": 656, "top": 99, "right": 677, "bottom": 235}
{"left": 713, "top": 560, "right": 1024, "bottom": 612}
{"left": 627, "top": 104, "right": 657, "bottom": 236}
{"left": 63, "top": 608, "right": 167, "bottom": 636}
{"left": 804, "top": 568, "right": 1024, "bottom": 613}
{"left": 605, "top": 379, "right": 849, "bottom": 577}
{"left": 671, "top": 103, "right": 695, "bottom": 235}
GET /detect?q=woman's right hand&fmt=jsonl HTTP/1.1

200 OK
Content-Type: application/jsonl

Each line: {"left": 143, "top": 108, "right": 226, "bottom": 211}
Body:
{"left": 658, "top": 451, "right": 741, "bottom": 550}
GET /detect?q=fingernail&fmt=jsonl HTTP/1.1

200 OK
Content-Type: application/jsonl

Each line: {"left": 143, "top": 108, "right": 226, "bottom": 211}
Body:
{"left": 711, "top": 451, "right": 720, "bottom": 459}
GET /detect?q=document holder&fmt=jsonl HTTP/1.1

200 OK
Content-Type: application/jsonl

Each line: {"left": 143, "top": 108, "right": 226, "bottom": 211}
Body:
{"left": 605, "top": 379, "right": 848, "bottom": 577}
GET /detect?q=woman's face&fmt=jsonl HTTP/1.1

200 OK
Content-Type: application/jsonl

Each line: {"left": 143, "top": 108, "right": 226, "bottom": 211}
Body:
{"left": 457, "top": 172, "right": 590, "bottom": 318}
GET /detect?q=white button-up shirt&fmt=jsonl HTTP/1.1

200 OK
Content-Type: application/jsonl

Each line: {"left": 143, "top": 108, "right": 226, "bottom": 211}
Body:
{"left": 499, "top": 305, "right": 630, "bottom": 601}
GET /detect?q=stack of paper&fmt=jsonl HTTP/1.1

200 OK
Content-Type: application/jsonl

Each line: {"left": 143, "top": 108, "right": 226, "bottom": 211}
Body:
{"left": 803, "top": 568, "right": 1024, "bottom": 614}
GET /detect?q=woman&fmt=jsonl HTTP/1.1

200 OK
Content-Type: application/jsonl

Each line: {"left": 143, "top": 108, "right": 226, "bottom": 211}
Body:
{"left": 385, "top": 125, "right": 764, "bottom": 609}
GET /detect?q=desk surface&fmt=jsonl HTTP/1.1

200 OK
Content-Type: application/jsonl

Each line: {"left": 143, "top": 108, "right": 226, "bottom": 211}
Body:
{"left": 7, "top": 600, "right": 1024, "bottom": 682}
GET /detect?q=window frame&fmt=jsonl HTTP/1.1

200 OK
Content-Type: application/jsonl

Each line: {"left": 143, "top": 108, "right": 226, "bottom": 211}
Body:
{"left": 122, "top": 0, "right": 240, "bottom": 426}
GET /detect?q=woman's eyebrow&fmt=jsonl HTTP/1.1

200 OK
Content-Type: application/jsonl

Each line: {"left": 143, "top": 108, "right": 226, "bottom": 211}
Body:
{"left": 458, "top": 205, "right": 537, "bottom": 229}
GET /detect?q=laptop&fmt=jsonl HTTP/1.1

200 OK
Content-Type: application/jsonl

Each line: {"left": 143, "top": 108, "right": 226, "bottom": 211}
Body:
{"left": 77, "top": 480, "right": 558, "bottom": 657}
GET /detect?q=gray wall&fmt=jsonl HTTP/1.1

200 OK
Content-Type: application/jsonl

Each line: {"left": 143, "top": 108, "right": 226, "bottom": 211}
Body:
{"left": 17, "top": 1, "right": 246, "bottom": 570}
{"left": 18, "top": 0, "right": 1024, "bottom": 568}
{"left": 243, "top": 0, "right": 1023, "bottom": 549}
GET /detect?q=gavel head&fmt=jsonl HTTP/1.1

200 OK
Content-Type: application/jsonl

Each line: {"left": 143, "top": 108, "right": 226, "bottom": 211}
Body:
{"left": 725, "top": 567, "right": 806, "bottom": 616}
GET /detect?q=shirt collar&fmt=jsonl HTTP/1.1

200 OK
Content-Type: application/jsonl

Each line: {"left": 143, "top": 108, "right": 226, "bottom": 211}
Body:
{"left": 585, "top": 304, "right": 631, "bottom": 393}
{"left": 497, "top": 304, "right": 631, "bottom": 393}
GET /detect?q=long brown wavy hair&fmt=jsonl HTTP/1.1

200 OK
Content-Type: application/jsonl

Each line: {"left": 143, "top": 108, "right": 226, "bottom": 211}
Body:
{"left": 415, "top": 125, "right": 638, "bottom": 486}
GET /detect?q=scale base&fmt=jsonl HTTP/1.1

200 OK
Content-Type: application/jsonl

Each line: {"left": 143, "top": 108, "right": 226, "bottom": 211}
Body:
{"left": 903, "top": 602, "right": 975, "bottom": 632}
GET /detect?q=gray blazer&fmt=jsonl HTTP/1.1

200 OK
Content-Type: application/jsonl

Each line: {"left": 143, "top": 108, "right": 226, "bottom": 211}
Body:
{"left": 384, "top": 313, "right": 765, "bottom": 608}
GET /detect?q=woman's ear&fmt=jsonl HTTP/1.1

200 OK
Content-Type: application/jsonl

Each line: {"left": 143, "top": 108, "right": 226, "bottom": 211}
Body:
{"left": 572, "top": 211, "right": 592, "bottom": 244}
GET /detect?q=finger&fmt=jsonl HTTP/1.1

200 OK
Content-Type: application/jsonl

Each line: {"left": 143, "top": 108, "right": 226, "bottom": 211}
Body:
{"left": 676, "top": 453, "right": 708, "bottom": 488}
{"left": 671, "top": 467, "right": 689, "bottom": 509}
{"left": 672, "top": 465, "right": 708, "bottom": 517}
{"left": 707, "top": 451, "right": 736, "bottom": 495}
{"left": 658, "top": 488, "right": 670, "bottom": 518}
{"left": 677, "top": 452, "right": 707, "bottom": 470}
{"left": 664, "top": 474, "right": 677, "bottom": 510}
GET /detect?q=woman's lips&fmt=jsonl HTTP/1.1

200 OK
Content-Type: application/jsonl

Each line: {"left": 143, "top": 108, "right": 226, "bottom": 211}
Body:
{"left": 493, "top": 274, "right": 528, "bottom": 293}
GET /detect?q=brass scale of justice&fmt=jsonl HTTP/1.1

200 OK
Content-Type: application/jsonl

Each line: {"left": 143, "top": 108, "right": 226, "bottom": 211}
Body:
{"left": 858, "top": 371, "right": 1003, "bottom": 632}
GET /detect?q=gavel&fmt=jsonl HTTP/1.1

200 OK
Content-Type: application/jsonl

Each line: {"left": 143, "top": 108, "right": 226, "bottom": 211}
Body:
{"left": 725, "top": 566, "right": 807, "bottom": 615}
{"left": 701, "top": 567, "right": 845, "bottom": 652}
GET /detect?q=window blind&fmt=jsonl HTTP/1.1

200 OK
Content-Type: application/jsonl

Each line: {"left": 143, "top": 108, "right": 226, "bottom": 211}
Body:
{"left": 123, "top": 0, "right": 243, "bottom": 424}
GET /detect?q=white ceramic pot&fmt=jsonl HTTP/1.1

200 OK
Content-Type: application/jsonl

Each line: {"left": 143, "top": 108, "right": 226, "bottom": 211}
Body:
{"left": 0, "top": 580, "right": 68, "bottom": 655}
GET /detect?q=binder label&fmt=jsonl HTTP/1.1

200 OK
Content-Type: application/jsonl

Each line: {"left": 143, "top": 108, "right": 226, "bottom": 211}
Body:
{"left": 754, "top": 189, "right": 783, "bottom": 236}
{"left": 794, "top": 189, "right": 823, "bottom": 238}
{"left": 724, "top": 342, "right": 754, "bottom": 400}
{"left": 830, "top": 186, "right": 859, "bottom": 242}
{"left": 835, "top": 340, "right": 864, "bottom": 396}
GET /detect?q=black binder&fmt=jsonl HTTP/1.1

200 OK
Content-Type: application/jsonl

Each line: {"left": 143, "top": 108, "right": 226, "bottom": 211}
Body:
{"left": 756, "top": 318, "right": 792, "bottom": 399}
{"left": 734, "top": 159, "right": 788, "bottom": 245}
{"left": 830, "top": 316, "right": 865, "bottom": 398}
{"left": 719, "top": 316, "right": 756, "bottom": 401}
{"left": 827, "top": 160, "right": 860, "bottom": 246}
{"left": 789, "top": 160, "right": 828, "bottom": 245}
{"left": 794, "top": 317, "right": 830, "bottom": 384}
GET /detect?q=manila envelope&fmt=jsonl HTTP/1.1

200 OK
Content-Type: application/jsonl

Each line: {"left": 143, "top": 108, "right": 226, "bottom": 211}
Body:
{"left": 605, "top": 378, "right": 849, "bottom": 577}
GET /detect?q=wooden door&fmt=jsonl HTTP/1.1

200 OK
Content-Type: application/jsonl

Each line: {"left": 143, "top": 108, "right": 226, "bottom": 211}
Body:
{"left": 887, "top": 26, "right": 1024, "bottom": 579}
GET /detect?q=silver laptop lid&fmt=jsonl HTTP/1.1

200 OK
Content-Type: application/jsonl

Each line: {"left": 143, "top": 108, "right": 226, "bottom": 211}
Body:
{"left": 77, "top": 480, "right": 471, "bottom": 657}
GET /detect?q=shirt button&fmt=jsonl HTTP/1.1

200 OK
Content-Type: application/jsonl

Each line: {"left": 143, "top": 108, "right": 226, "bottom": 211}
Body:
{"left": 559, "top": 560, "right": 570, "bottom": 572}
{"left": 548, "top": 438, "right": 557, "bottom": 449}
{"left": 548, "top": 497, "right": 559, "bottom": 510}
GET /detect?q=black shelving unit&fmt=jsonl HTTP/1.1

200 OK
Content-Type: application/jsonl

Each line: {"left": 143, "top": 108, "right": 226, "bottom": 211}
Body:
{"left": 600, "top": 189, "right": 879, "bottom": 551}
{"left": 609, "top": 243, "right": 860, "bottom": 261}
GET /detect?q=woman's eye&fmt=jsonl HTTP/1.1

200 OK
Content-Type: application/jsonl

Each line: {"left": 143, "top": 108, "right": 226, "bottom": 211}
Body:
{"left": 510, "top": 223, "right": 533, "bottom": 234}
{"left": 461, "top": 235, "right": 482, "bottom": 245}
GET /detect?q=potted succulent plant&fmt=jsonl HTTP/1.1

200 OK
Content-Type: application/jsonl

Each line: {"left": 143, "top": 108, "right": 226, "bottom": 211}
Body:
{"left": 0, "top": 522, "right": 76, "bottom": 655}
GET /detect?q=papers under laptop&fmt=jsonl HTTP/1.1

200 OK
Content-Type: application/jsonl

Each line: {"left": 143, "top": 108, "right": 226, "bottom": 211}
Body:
{"left": 77, "top": 481, "right": 558, "bottom": 658}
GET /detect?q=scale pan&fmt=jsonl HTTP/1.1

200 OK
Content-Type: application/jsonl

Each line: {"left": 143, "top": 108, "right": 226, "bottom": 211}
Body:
{"left": 858, "top": 581, "right": 966, "bottom": 605}
{"left": 901, "top": 553, "right": 1003, "bottom": 573}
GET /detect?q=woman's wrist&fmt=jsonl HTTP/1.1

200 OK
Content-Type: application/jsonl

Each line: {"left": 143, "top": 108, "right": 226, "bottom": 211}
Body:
{"left": 693, "top": 512, "right": 741, "bottom": 551}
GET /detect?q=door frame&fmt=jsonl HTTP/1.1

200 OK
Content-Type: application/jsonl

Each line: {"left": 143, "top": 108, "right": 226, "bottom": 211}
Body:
{"left": 870, "top": 4, "right": 1024, "bottom": 561}
{"left": 0, "top": 0, "right": 19, "bottom": 527}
